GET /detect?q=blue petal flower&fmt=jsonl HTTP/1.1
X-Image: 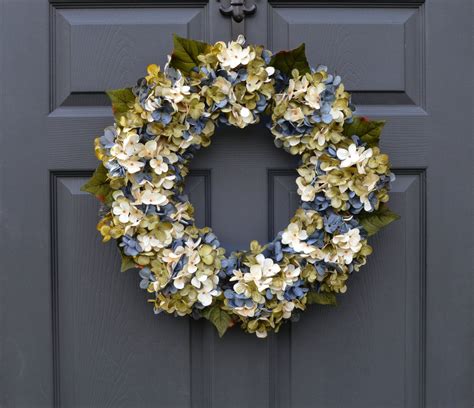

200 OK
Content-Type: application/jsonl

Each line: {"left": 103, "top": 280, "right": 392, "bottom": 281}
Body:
{"left": 120, "top": 235, "right": 142, "bottom": 256}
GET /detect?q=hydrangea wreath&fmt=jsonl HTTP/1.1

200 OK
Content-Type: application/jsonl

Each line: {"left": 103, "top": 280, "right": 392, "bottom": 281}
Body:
{"left": 82, "top": 35, "right": 399, "bottom": 338}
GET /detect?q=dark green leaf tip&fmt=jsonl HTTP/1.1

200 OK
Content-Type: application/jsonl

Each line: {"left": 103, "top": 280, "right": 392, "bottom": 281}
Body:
{"left": 270, "top": 43, "right": 311, "bottom": 76}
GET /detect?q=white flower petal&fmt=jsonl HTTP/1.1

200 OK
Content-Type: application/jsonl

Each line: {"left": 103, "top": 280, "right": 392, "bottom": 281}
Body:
{"left": 198, "top": 292, "right": 213, "bottom": 306}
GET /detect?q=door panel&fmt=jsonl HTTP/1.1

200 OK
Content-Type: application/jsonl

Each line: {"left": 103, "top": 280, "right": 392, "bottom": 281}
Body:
{"left": 51, "top": 172, "right": 209, "bottom": 408}
{"left": 1, "top": 0, "right": 471, "bottom": 407}
{"left": 53, "top": 7, "right": 207, "bottom": 108}
{"left": 270, "top": 6, "right": 423, "bottom": 106}
{"left": 279, "top": 172, "right": 424, "bottom": 408}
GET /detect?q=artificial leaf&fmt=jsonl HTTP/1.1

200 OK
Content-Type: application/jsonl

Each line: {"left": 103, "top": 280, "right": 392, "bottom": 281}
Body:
{"left": 120, "top": 252, "right": 137, "bottom": 272}
{"left": 169, "top": 34, "right": 210, "bottom": 74}
{"left": 270, "top": 43, "right": 310, "bottom": 75}
{"left": 106, "top": 87, "right": 135, "bottom": 120}
{"left": 343, "top": 116, "right": 386, "bottom": 147}
{"left": 307, "top": 291, "right": 337, "bottom": 306}
{"left": 80, "top": 163, "right": 113, "bottom": 204}
{"left": 202, "top": 305, "right": 232, "bottom": 337}
{"left": 358, "top": 204, "right": 400, "bottom": 236}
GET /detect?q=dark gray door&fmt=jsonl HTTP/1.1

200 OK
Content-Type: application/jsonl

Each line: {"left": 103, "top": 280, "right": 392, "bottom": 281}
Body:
{"left": 1, "top": 1, "right": 472, "bottom": 407}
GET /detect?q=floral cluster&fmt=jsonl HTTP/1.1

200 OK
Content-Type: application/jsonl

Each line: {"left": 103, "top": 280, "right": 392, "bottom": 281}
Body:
{"left": 296, "top": 140, "right": 393, "bottom": 214}
{"left": 84, "top": 35, "right": 397, "bottom": 338}
{"left": 270, "top": 67, "right": 354, "bottom": 155}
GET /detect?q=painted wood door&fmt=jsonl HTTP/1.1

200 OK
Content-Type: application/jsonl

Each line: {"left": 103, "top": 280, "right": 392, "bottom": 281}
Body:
{"left": 1, "top": 0, "right": 471, "bottom": 407}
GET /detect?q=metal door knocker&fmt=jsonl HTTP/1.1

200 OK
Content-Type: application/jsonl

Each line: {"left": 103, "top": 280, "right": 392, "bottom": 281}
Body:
{"left": 218, "top": 0, "right": 257, "bottom": 23}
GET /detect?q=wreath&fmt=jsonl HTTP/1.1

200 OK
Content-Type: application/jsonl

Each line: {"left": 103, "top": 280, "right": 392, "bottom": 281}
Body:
{"left": 82, "top": 35, "right": 399, "bottom": 338}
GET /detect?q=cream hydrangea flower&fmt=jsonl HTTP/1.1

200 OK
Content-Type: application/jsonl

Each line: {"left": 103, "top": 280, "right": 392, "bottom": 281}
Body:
{"left": 211, "top": 76, "right": 233, "bottom": 97}
{"left": 162, "top": 244, "right": 185, "bottom": 265}
{"left": 121, "top": 158, "right": 145, "bottom": 174}
{"left": 329, "top": 228, "right": 363, "bottom": 264}
{"left": 330, "top": 106, "right": 345, "bottom": 122}
{"left": 233, "top": 303, "right": 258, "bottom": 318}
{"left": 271, "top": 264, "right": 301, "bottom": 295}
{"left": 239, "top": 106, "right": 254, "bottom": 123}
{"left": 134, "top": 185, "right": 168, "bottom": 206}
{"left": 160, "top": 76, "right": 190, "bottom": 105}
{"left": 246, "top": 66, "right": 275, "bottom": 93}
{"left": 143, "top": 96, "right": 161, "bottom": 113}
{"left": 196, "top": 277, "right": 220, "bottom": 306}
{"left": 228, "top": 104, "right": 256, "bottom": 128}
{"left": 337, "top": 144, "right": 373, "bottom": 173}
{"left": 246, "top": 254, "right": 281, "bottom": 291}
{"left": 138, "top": 140, "right": 158, "bottom": 159}
{"left": 360, "top": 196, "right": 373, "bottom": 212}
{"left": 154, "top": 174, "right": 177, "bottom": 190}
{"left": 255, "top": 326, "right": 268, "bottom": 338}
{"left": 284, "top": 107, "right": 305, "bottom": 122}
{"left": 296, "top": 174, "right": 317, "bottom": 202}
{"left": 109, "top": 131, "right": 145, "bottom": 173}
{"left": 287, "top": 76, "right": 310, "bottom": 99}
{"left": 230, "top": 254, "right": 281, "bottom": 294}
{"left": 157, "top": 238, "right": 221, "bottom": 307}
{"left": 217, "top": 35, "right": 256, "bottom": 69}
{"left": 112, "top": 191, "right": 142, "bottom": 226}
{"left": 110, "top": 132, "right": 142, "bottom": 160}
{"left": 282, "top": 223, "right": 308, "bottom": 248}
{"left": 150, "top": 155, "right": 168, "bottom": 175}
{"left": 197, "top": 291, "right": 215, "bottom": 307}
{"left": 172, "top": 254, "right": 199, "bottom": 289}
{"left": 281, "top": 301, "right": 296, "bottom": 319}
{"left": 230, "top": 269, "right": 251, "bottom": 297}
{"left": 137, "top": 233, "right": 162, "bottom": 252}
{"left": 304, "top": 83, "right": 325, "bottom": 109}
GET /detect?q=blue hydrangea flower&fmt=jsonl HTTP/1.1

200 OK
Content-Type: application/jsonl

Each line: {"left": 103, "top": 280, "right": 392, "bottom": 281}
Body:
{"left": 120, "top": 235, "right": 142, "bottom": 256}
{"left": 139, "top": 267, "right": 155, "bottom": 289}
{"left": 284, "top": 280, "right": 308, "bottom": 301}
{"left": 307, "top": 230, "right": 325, "bottom": 248}
{"left": 224, "top": 290, "right": 254, "bottom": 308}
{"left": 99, "top": 127, "right": 116, "bottom": 149}
{"left": 151, "top": 100, "right": 174, "bottom": 124}
{"left": 105, "top": 160, "right": 126, "bottom": 177}
{"left": 203, "top": 232, "right": 220, "bottom": 247}
{"left": 324, "top": 212, "right": 344, "bottom": 233}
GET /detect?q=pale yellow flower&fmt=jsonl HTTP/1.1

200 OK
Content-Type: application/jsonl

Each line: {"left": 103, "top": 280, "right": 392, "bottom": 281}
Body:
{"left": 304, "top": 83, "right": 325, "bottom": 109}
{"left": 217, "top": 35, "right": 256, "bottom": 69}
{"left": 150, "top": 155, "right": 168, "bottom": 175}
{"left": 337, "top": 144, "right": 373, "bottom": 173}
{"left": 282, "top": 223, "right": 308, "bottom": 247}
{"left": 284, "top": 106, "right": 305, "bottom": 122}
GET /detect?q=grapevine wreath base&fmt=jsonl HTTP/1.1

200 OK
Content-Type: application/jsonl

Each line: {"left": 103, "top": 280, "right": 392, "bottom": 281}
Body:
{"left": 82, "top": 35, "right": 398, "bottom": 338}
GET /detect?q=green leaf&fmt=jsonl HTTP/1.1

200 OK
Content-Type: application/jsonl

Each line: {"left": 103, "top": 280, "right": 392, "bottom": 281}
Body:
{"left": 358, "top": 204, "right": 400, "bottom": 236}
{"left": 270, "top": 43, "right": 311, "bottom": 76}
{"left": 120, "top": 252, "right": 137, "bottom": 272}
{"left": 80, "top": 163, "right": 113, "bottom": 204}
{"left": 307, "top": 292, "right": 337, "bottom": 306}
{"left": 343, "top": 116, "right": 386, "bottom": 147}
{"left": 106, "top": 87, "right": 135, "bottom": 120}
{"left": 169, "top": 34, "right": 210, "bottom": 74}
{"left": 201, "top": 306, "right": 232, "bottom": 337}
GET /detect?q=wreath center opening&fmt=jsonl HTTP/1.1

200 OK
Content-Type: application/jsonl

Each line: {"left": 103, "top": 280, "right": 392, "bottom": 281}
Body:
{"left": 187, "top": 121, "right": 298, "bottom": 252}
